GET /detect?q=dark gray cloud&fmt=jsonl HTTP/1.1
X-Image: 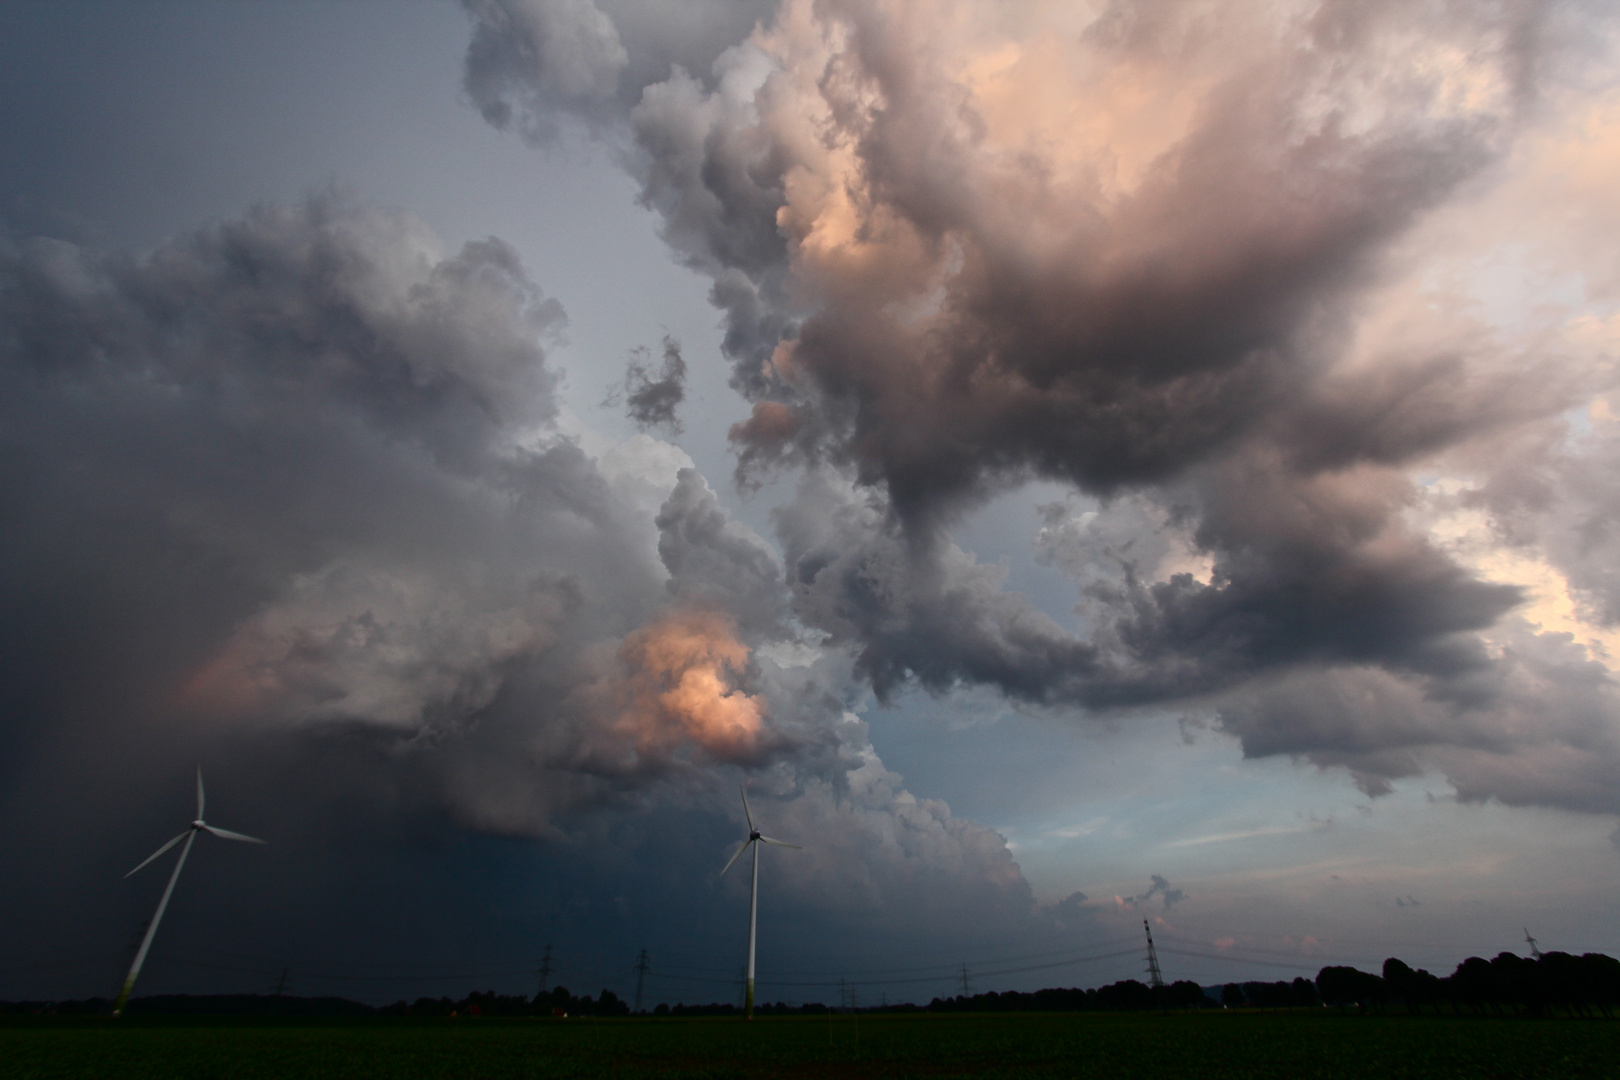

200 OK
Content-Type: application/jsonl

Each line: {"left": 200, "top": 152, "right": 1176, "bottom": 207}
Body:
{"left": 608, "top": 334, "right": 688, "bottom": 433}
{"left": 623, "top": 0, "right": 1550, "bottom": 513}
{"left": 775, "top": 471, "right": 1101, "bottom": 704}
{"left": 462, "top": 0, "right": 778, "bottom": 142}
{"left": 1211, "top": 625, "right": 1620, "bottom": 810}
{"left": 0, "top": 190, "right": 1050, "bottom": 1000}
{"left": 1120, "top": 875, "right": 1184, "bottom": 911}
{"left": 656, "top": 467, "right": 784, "bottom": 637}
{"left": 461, "top": 0, "right": 629, "bottom": 139}
{"left": 456, "top": 0, "right": 1620, "bottom": 821}
{"left": 1047, "top": 891, "right": 1090, "bottom": 930}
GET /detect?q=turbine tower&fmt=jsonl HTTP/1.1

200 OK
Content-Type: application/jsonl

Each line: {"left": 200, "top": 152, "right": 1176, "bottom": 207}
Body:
{"left": 113, "top": 770, "right": 264, "bottom": 1015}
{"left": 719, "top": 785, "right": 799, "bottom": 1020}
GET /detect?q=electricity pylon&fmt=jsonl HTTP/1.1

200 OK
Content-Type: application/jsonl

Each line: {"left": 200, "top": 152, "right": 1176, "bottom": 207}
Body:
{"left": 1144, "top": 919, "right": 1165, "bottom": 989}
{"left": 536, "top": 944, "right": 554, "bottom": 998}
{"left": 633, "top": 947, "right": 650, "bottom": 1013}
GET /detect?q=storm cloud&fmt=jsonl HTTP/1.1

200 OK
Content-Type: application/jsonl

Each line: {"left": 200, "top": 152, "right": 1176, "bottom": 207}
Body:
{"left": 0, "top": 190, "right": 1040, "bottom": 1000}
{"left": 461, "top": 0, "right": 1620, "bottom": 817}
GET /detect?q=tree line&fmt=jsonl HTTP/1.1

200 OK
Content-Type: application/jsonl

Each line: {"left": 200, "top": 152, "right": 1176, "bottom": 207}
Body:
{"left": 924, "top": 950, "right": 1620, "bottom": 1018}
{"left": 7, "top": 950, "right": 1617, "bottom": 1017}
{"left": 1316, "top": 952, "right": 1620, "bottom": 1017}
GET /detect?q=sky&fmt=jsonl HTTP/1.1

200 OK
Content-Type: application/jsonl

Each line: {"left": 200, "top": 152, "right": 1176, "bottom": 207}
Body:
{"left": 2, "top": 0, "right": 1619, "bottom": 1009}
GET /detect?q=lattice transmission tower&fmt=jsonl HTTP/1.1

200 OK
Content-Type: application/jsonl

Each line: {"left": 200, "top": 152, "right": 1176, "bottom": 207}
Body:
{"left": 633, "top": 948, "right": 650, "bottom": 1013}
{"left": 1143, "top": 919, "right": 1165, "bottom": 989}
{"left": 536, "top": 944, "right": 554, "bottom": 998}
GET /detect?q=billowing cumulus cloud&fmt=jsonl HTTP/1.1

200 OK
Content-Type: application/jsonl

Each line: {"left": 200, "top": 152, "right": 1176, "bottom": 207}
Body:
{"left": 593, "top": 607, "right": 769, "bottom": 762}
{"left": 462, "top": 0, "right": 1620, "bottom": 819}
{"left": 0, "top": 191, "right": 1035, "bottom": 975}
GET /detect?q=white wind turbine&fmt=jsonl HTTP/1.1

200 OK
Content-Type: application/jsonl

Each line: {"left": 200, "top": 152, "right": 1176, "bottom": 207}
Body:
{"left": 719, "top": 784, "right": 799, "bottom": 1020}
{"left": 113, "top": 770, "right": 264, "bottom": 1016}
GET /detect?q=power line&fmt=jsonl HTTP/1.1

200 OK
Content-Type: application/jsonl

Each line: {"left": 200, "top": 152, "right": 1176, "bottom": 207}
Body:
{"left": 654, "top": 945, "right": 1148, "bottom": 991}
{"left": 24, "top": 923, "right": 1585, "bottom": 1003}
{"left": 1155, "top": 947, "right": 1327, "bottom": 973}
{"left": 642, "top": 934, "right": 1143, "bottom": 981}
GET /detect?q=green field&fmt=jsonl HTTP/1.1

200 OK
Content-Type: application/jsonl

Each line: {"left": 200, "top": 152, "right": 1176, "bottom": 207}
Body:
{"left": 2, "top": 1012, "right": 1615, "bottom": 1079}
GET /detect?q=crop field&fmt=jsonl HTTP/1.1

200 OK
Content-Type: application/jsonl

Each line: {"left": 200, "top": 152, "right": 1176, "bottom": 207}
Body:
{"left": 2, "top": 1011, "right": 1615, "bottom": 1079}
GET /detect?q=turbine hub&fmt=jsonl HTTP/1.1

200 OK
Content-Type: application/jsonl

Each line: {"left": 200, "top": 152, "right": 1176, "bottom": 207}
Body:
{"left": 192, "top": 820, "right": 205, "bottom": 829}
{"left": 749, "top": 830, "right": 761, "bottom": 841}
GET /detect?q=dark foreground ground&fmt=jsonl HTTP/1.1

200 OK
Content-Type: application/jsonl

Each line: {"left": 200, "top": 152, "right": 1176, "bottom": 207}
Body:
{"left": 2, "top": 1011, "right": 1615, "bottom": 1079}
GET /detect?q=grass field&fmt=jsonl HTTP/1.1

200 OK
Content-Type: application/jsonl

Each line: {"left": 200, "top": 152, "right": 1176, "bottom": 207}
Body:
{"left": 3, "top": 1011, "right": 1615, "bottom": 1079}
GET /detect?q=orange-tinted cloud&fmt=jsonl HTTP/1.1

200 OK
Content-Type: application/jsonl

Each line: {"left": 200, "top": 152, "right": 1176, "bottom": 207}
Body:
{"left": 610, "top": 608, "right": 767, "bottom": 760}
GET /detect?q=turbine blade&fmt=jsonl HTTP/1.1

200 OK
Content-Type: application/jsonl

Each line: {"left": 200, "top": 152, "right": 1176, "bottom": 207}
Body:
{"left": 196, "top": 768, "right": 205, "bottom": 820}
{"left": 740, "top": 785, "right": 755, "bottom": 832}
{"left": 759, "top": 836, "right": 800, "bottom": 849}
{"left": 126, "top": 832, "right": 190, "bottom": 878}
{"left": 202, "top": 825, "right": 265, "bottom": 844}
{"left": 719, "top": 838, "right": 752, "bottom": 877}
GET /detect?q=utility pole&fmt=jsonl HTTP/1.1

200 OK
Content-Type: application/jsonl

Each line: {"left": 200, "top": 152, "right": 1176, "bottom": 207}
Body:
{"left": 633, "top": 947, "right": 650, "bottom": 1013}
{"left": 268, "top": 966, "right": 291, "bottom": 1015}
{"left": 1143, "top": 919, "right": 1165, "bottom": 989}
{"left": 271, "top": 967, "right": 291, "bottom": 997}
{"left": 1524, "top": 927, "right": 1544, "bottom": 959}
{"left": 536, "top": 944, "right": 554, "bottom": 998}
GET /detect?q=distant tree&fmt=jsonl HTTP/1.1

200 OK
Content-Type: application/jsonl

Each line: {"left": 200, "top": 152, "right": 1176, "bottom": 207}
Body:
{"left": 1447, "top": 957, "right": 1494, "bottom": 1015}
{"left": 1094, "top": 980, "right": 1153, "bottom": 1011}
{"left": 1316, "top": 966, "right": 1384, "bottom": 1011}
{"left": 1489, "top": 952, "right": 1535, "bottom": 1014}
{"left": 408, "top": 997, "right": 457, "bottom": 1017}
{"left": 1243, "top": 981, "right": 1304, "bottom": 1010}
{"left": 1537, "top": 953, "right": 1587, "bottom": 1016}
{"left": 1382, "top": 958, "right": 1420, "bottom": 1014}
{"left": 1579, "top": 953, "right": 1620, "bottom": 1017}
{"left": 459, "top": 990, "right": 531, "bottom": 1017}
{"left": 1221, "top": 983, "right": 1246, "bottom": 1008}
{"left": 1168, "top": 981, "right": 1207, "bottom": 1009}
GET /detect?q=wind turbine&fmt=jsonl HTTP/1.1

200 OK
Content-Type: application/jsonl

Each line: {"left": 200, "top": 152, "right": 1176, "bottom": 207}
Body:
{"left": 113, "top": 770, "right": 264, "bottom": 1015}
{"left": 719, "top": 785, "right": 799, "bottom": 1020}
